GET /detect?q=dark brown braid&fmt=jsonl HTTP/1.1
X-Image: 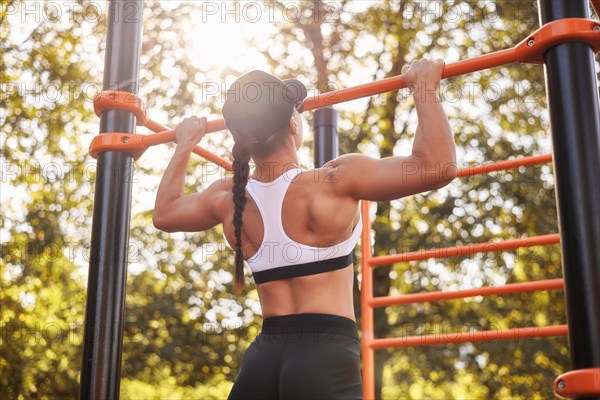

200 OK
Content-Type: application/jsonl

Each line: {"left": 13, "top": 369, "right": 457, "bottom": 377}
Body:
{"left": 229, "top": 109, "right": 299, "bottom": 293}
{"left": 231, "top": 137, "right": 252, "bottom": 294}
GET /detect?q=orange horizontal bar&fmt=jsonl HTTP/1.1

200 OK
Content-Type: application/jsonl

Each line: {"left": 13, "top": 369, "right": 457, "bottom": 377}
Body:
{"left": 89, "top": 133, "right": 148, "bottom": 160}
{"left": 88, "top": 130, "right": 233, "bottom": 171}
{"left": 197, "top": 46, "right": 513, "bottom": 134}
{"left": 143, "top": 119, "right": 227, "bottom": 146}
{"left": 93, "top": 91, "right": 147, "bottom": 125}
{"left": 369, "top": 233, "right": 560, "bottom": 267}
{"left": 199, "top": 18, "right": 600, "bottom": 134}
{"left": 92, "top": 20, "right": 600, "bottom": 172}
{"left": 92, "top": 91, "right": 232, "bottom": 170}
{"left": 554, "top": 367, "right": 600, "bottom": 398}
{"left": 457, "top": 154, "right": 552, "bottom": 177}
{"left": 144, "top": 118, "right": 232, "bottom": 171}
{"left": 369, "top": 324, "right": 568, "bottom": 349}
{"left": 302, "top": 46, "right": 516, "bottom": 113}
{"left": 370, "top": 278, "right": 564, "bottom": 308}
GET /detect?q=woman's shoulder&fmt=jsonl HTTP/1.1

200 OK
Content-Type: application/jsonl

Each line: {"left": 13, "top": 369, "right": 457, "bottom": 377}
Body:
{"left": 297, "top": 154, "right": 366, "bottom": 185}
{"left": 205, "top": 175, "right": 234, "bottom": 194}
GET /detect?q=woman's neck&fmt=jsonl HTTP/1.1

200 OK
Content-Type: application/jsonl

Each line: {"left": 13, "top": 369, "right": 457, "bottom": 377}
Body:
{"left": 251, "top": 155, "right": 301, "bottom": 182}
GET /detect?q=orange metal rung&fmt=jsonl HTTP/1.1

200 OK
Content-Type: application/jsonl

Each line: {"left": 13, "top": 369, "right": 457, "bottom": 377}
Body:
{"left": 370, "top": 278, "right": 564, "bottom": 308}
{"left": 143, "top": 118, "right": 232, "bottom": 171}
{"left": 197, "top": 18, "right": 600, "bottom": 134}
{"left": 356, "top": 16, "right": 590, "bottom": 384}
{"left": 146, "top": 118, "right": 226, "bottom": 137}
{"left": 369, "top": 324, "right": 568, "bottom": 349}
{"left": 368, "top": 233, "right": 560, "bottom": 267}
{"left": 554, "top": 368, "right": 600, "bottom": 398}
{"left": 88, "top": 130, "right": 233, "bottom": 170}
{"left": 93, "top": 91, "right": 147, "bottom": 126}
{"left": 89, "top": 133, "right": 147, "bottom": 160}
{"left": 91, "top": 19, "right": 600, "bottom": 169}
{"left": 457, "top": 154, "right": 552, "bottom": 177}
{"left": 91, "top": 92, "right": 233, "bottom": 170}
{"left": 300, "top": 15, "right": 594, "bottom": 110}
{"left": 514, "top": 17, "right": 600, "bottom": 63}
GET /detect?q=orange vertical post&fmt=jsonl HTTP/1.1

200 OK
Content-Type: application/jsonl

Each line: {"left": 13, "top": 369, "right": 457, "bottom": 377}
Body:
{"left": 360, "top": 201, "right": 376, "bottom": 400}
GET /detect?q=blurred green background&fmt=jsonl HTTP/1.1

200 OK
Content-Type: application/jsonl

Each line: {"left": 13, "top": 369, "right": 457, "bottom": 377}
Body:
{"left": 3, "top": 0, "right": 597, "bottom": 398}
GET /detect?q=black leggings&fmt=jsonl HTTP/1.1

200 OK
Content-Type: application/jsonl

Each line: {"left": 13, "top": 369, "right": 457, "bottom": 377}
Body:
{"left": 228, "top": 313, "right": 363, "bottom": 400}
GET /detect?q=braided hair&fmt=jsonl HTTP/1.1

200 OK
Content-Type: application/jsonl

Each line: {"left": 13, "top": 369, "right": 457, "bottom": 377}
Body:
{"left": 229, "top": 110, "right": 300, "bottom": 293}
{"left": 222, "top": 70, "right": 307, "bottom": 294}
{"left": 231, "top": 136, "right": 252, "bottom": 294}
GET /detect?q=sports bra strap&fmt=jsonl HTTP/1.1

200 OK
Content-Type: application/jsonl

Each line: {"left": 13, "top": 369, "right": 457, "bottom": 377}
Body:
{"left": 244, "top": 167, "right": 361, "bottom": 279}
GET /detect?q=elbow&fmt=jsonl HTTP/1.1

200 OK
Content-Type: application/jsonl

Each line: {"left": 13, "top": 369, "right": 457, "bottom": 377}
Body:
{"left": 425, "top": 158, "right": 458, "bottom": 190}
{"left": 152, "top": 212, "right": 165, "bottom": 231}
{"left": 152, "top": 211, "right": 174, "bottom": 233}
{"left": 430, "top": 176, "right": 455, "bottom": 190}
{"left": 438, "top": 159, "right": 458, "bottom": 187}
{"left": 442, "top": 159, "right": 458, "bottom": 182}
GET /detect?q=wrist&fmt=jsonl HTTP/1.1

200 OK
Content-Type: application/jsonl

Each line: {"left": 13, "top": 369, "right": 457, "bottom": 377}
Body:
{"left": 412, "top": 82, "right": 440, "bottom": 103}
{"left": 413, "top": 92, "right": 441, "bottom": 106}
{"left": 175, "top": 142, "right": 195, "bottom": 153}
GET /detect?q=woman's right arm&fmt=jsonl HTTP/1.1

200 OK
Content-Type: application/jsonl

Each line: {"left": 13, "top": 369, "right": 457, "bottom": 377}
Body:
{"left": 153, "top": 116, "right": 230, "bottom": 232}
{"left": 323, "top": 58, "right": 457, "bottom": 201}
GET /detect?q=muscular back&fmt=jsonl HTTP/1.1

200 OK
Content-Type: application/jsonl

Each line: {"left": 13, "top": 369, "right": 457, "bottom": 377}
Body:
{"left": 221, "top": 167, "right": 361, "bottom": 263}
{"left": 214, "top": 166, "right": 360, "bottom": 320}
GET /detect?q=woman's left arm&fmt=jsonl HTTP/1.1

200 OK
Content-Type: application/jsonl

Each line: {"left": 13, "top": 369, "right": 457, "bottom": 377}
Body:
{"left": 153, "top": 116, "right": 228, "bottom": 232}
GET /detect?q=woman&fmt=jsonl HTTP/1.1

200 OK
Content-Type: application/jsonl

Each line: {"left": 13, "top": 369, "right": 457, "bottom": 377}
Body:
{"left": 153, "top": 58, "right": 456, "bottom": 399}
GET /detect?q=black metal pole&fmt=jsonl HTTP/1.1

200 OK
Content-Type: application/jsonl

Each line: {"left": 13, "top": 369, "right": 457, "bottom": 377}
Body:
{"left": 80, "top": 1, "right": 144, "bottom": 399}
{"left": 538, "top": 1, "right": 600, "bottom": 398}
{"left": 313, "top": 106, "right": 339, "bottom": 167}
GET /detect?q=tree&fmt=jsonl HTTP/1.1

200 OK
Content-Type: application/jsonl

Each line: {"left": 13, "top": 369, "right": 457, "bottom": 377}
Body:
{"left": 1, "top": 0, "right": 99, "bottom": 397}
{"left": 1, "top": 1, "right": 578, "bottom": 398}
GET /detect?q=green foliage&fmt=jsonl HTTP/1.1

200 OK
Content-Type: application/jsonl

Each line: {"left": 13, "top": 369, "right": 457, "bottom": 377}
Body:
{"left": 1, "top": 0, "right": 97, "bottom": 398}
{"left": 120, "top": 374, "right": 232, "bottom": 400}
{"left": 1, "top": 0, "right": 583, "bottom": 399}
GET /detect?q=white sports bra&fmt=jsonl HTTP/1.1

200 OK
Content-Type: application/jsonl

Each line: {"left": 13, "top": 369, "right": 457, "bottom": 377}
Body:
{"left": 242, "top": 167, "right": 362, "bottom": 284}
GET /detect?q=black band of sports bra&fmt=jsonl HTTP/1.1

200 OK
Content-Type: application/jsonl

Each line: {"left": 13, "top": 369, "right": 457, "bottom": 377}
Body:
{"left": 252, "top": 253, "right": 354, "bottom": 284}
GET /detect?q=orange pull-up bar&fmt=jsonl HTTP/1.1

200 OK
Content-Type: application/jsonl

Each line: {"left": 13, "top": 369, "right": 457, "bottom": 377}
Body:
{"left": 196, "top": 18, "right": 600, "bottom": 133}
{"left": 90, "top": 91, "right": 233, "bottom": 169}
{"left": 89, "top": 18, "right": 600, "bottom": 164}
{"left": 554, "top": 368, "right": 600, "bottom": 398}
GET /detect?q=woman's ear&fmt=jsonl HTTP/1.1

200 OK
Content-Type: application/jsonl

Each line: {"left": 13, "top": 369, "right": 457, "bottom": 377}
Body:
{"left": 288, "top": 116, "right": 299, "bottom": 136}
